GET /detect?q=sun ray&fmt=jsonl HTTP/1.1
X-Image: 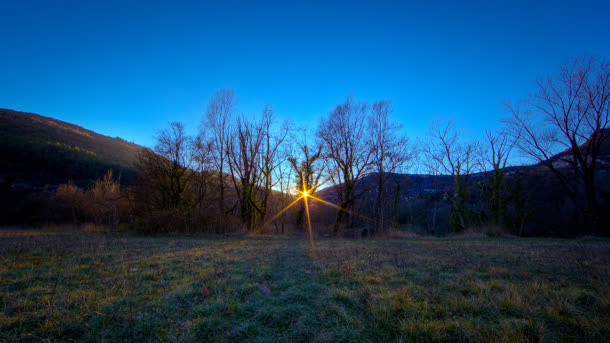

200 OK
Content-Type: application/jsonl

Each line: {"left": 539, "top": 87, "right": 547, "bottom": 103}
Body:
{"left": 307, "top": 195, "right": 373, "bottom": 223}
{"left": 301, "top": 171, "right": 307, "bottom": 199}
{"left": 265, "top": 176, "right": 368, "bottom": 262}
{"left": 261, "top": 195, "right": 304, "bottom": 228}
{"left": 303, "top": 194, "right": 316, "bottom": 261}
{"left": 299, "top": 171, "right": 317, "bottom": 260}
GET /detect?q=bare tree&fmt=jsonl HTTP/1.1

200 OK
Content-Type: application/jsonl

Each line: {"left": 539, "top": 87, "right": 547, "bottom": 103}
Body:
{"left": 256, "top": 105, "right": 290, "bottom": 227}
{"left": 423, "top": 119, "right": 479, "bottom": 232}
{"left": 131, "top": 122, "right": 194, "bottom": 232}
{"left": 509, "top": 176, "right": 534, "bottom": 237}
{"left": 317, "top": 96, "right": 375, "bottom": 233}
{"left": 191, "top": 133, "right": 214, "bottom": 215}
{"left": 422, "top": 159, "right": 444, "bottom": 235}
{"left": 155, "top": 122, "right": 192, "bottom": 166}
{"left": 288, "top": 140, "right": 324, "bottom": 229}
{"left": 203, "top": 89, "right": 236, "bottom": 227}
{"left": 479, "top": 128, "right": 516, "bottom": 227}
{"left": 154, "top": 121, "right": 194, "bottom": 212}
{"left": 273, "top": 156, "right": 294, "bottom": 234}
{"left": 368, "top": 99, "right": 411, "bottom": 233}
{"left": 505, "top": 56, "right": 610, "bottom": 232}
{"left": 226, "top": 114, "right": 264, "bottom": 231}
{"left": 133, "top": 148, "right": 168, "bottom": 214}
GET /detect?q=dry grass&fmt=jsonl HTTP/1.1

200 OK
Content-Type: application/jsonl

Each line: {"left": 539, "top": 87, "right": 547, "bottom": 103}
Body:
{"left": 0, "top": 229, "right": 608, "bottom": 342}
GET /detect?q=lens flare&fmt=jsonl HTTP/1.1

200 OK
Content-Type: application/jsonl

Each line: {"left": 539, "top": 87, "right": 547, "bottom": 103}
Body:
{"left": 303, "top": 193, "right": 316, "bottom": 261}
{"left": 307, "top": 194, "right": 372, "bottom": 223}
{"left": 261, "top": 195, "right": 304, "bottom": 228}
{"left": 264, "top": 178, "right": 371, "bottom": 261}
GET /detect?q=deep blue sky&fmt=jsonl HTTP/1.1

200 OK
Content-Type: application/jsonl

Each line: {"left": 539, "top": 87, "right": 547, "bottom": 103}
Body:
{"left": 1, "top": 0, "right": 609, "bottom": 148}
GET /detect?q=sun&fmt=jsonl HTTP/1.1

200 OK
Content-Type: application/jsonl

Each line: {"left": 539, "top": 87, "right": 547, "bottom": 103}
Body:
{"left": 261, "top": 178, "right": 371, "bottom": 262}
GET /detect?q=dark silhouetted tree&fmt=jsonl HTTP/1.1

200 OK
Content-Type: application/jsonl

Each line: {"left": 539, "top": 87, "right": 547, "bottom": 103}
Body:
{"left": 288, "top": 142, "right": 324, "bottom": 228}
{"left": 505, "top": 56, "right": 610, "bottom": 233}
{"left": 423, "top": 119, "right": 479, "bottom": 232}
{"left": 479, "top": 128, "right": 516, "bottom": 227}
{"left": 317, "top": 96, "right": 374, "bottom": 233}
{"left": 368, "top": 99, "right": 411, "bottom": 233}
{"left": 132, "top": 122, "right": 194, "bottom": 232}
{"left": 227, "top": 115, "right": 264, "bottom": 231}
{"left": 202, "top": 89, "right": 236, "bottom": 227}
{"left": 257, "top": 105, "right": 290, "bottom": 228}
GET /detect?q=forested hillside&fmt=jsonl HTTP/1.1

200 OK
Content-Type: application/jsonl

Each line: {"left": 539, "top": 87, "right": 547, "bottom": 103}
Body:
{"left": 0, "top": 109, "right": 144, "bottom": 224}
{"left": 0, "top": 108, "right": 141, "bottom": 186}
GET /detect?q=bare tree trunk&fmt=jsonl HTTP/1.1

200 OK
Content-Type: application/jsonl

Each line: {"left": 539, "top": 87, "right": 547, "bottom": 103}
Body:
{"left": 431, "top": 200, "right": 437, "bottom": 235}
{"left": 218, "top": 163, "right": 224, "bottom": 233}
{"left": 392, "top": 182, "right": 401, "bottom": 229}
{"left": 374, "top": 172, "right": 385, "bottom": 234}
{"left": 584, "top": 169, "right": 600, "bottom": 233}
{"left": 203, "top": 88, "right": 236, "bottom": 233}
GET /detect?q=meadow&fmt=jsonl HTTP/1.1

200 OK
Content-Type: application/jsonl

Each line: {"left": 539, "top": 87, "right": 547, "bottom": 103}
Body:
{"left": 0, "top": 229, "right": 608, "bottom": 342}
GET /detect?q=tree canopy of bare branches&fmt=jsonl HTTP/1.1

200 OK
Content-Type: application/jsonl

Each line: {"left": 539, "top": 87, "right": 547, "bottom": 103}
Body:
{"left": 226, "top": 114, "right": 265, "bottom": 230}
{"left": 423, "top": 119, "right": 479, "bottom": 232}
{"left": 480, "top": 128, "right": 516, "bottom": 226}
{"left": 202, "top": 88, "right": 236, "bottom": 223}
{"left": 505, "top": 56, "right": 610, "bottom": 232}
{"left": 132, "top": 122, "right": 195, "bottom": 232}
{"left": 153, "top": 121, "right": 194, "bottom": 211}
{"left": 256, "top": 105, "right": 290, "bottom": 228}
{"left": 317, "top": 96, "right": 375, "bottom": 233}
{"left": 368, "top": 99, "right": 411, "bottom": 232}
{"left": 288, "top": 142, "right": 324, "bottom": 228}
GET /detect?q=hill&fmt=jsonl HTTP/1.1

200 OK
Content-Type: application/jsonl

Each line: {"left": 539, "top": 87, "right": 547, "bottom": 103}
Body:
{"left": 544, "top": 127, "right": 610, "bottom": 170}
{"left": 0, "top": 108, "right": 144, "bottom": 187}
{"left": 0, "top": 108, "right": 147, "bottom": 224}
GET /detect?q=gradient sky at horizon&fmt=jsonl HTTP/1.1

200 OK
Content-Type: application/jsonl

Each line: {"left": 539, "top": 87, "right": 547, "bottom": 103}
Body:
{"left": 1, "top": 0, "right": 609, "bottom": 151}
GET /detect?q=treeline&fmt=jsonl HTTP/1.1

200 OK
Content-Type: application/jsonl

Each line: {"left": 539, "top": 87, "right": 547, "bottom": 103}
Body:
{"left": 44, "top": 56, "right": 610, "bottom": 236}
{"left": 123, "top": 94, "right": 415, "bottom": 234}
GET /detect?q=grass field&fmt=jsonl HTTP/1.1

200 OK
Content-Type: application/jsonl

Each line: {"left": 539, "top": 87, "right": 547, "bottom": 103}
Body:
{"left": 0, "top": 229, "right": 608, "bottom": 342}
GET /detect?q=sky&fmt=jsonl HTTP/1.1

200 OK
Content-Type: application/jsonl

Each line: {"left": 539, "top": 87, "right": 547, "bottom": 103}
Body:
{"left": 1, "top": 0, "right": 609, "bottom": 149}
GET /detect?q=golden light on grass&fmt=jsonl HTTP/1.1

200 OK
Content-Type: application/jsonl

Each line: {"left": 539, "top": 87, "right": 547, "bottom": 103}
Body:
{"left": 263, "top": 175, "right": 372, "bottom": 261}
{"left": 303, "top": 190, "right": 316, "bottom": 261}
